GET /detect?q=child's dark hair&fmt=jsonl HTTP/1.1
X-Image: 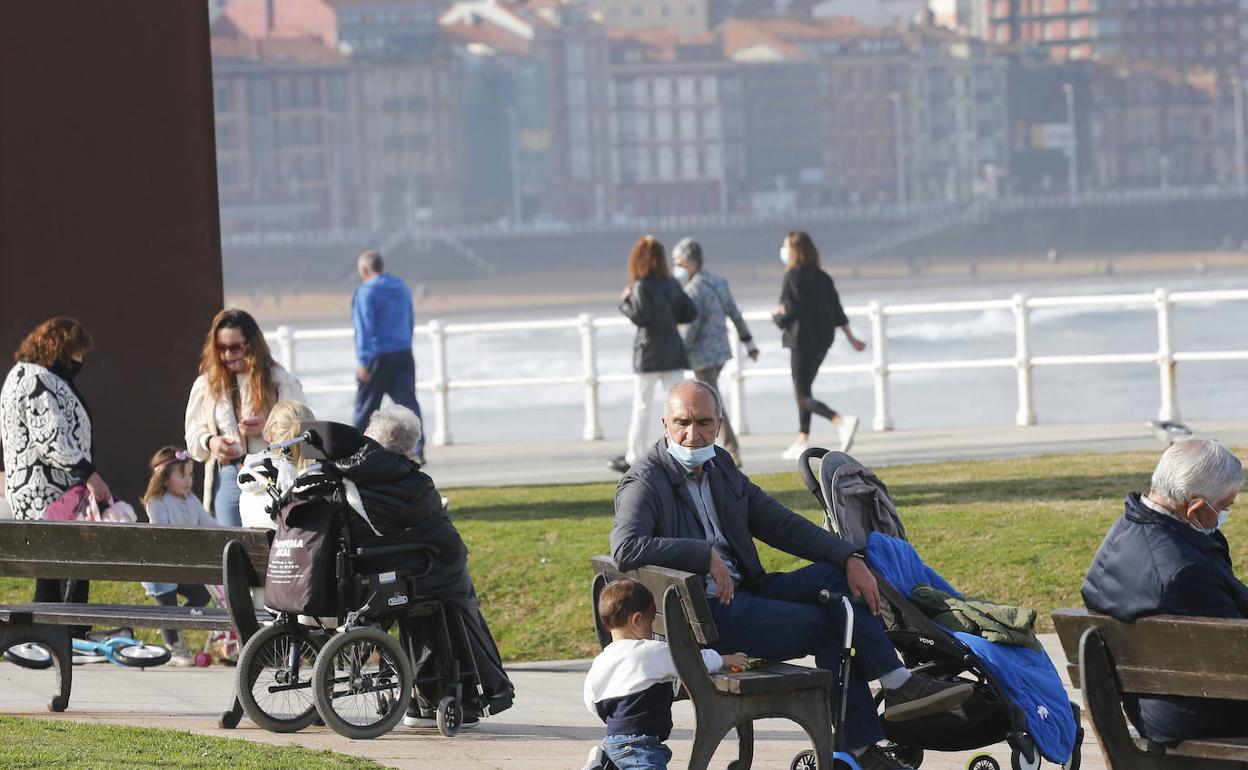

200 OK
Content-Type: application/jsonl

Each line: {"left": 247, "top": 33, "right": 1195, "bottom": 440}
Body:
{"left": 597, "top": 578, "right": 656, "bottom": 630}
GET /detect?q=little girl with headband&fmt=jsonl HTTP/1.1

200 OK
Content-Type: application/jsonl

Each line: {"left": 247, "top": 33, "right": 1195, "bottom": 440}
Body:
{"left": 140, "top": 445, "right": 220, "bottom": 665}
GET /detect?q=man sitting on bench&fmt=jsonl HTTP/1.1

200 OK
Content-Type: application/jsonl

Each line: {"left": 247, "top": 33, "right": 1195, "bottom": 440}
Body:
{"left": 1082, "top": 438, "right": 1248, "bottom": 745}
{"left": 611, "top": 381, "right": 972, "bottom": 770}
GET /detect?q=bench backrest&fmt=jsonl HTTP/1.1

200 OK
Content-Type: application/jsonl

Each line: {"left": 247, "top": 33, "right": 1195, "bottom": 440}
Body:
{"left": 590, "top": 555, "right": 718, "bottom": 646}
{"left": 1053, "top": 607, "right": 1248, "bottom": 700}
{"left": 0, "top": 520, "right": 271, "bottom": 586}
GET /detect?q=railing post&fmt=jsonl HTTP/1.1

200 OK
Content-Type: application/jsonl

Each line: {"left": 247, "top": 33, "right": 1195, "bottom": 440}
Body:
{"left": 1155, "top": 288, "right": 1181, "bottom": 422}
{"left": 428, "top": 319, "right": 452, "bottom": 446}
{"left": 727, "top": 328, "right": 748, "bottom": 436}
{"left": 869, "top": 301, "right": 893, "bottom": 431}
{"left": 578, "top": 313, "right": 603, "bottom": 441}
{"left": 1012, "top": 293, "right": 1036, "bottom": 426}
{"left": 275, "top": 325, "right": 295, "bottom": 374}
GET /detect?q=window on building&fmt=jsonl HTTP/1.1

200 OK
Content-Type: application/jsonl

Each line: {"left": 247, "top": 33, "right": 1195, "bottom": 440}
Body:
{"left": 654, "top": 77, "right": 672, "bottom": 105}
{"left": 681, "top": 144, "right": 699, "bottom": 178}
{"left": 700, "top": 75, "right": 718, "bottom": 101}
{"left": 656, "top": 110, "right": 673, "bottom": 140}
{"left": 657, "top": 145, "right": 674, "bottom": 179}
{"left": 704, "top": 143, "right": 722, "bottom": 178}
{"left": 702, "top": 107, "right": 721, "bottom": 138}
{"left": 679, "top": 107, "right": 697, "bottom": 139}
{"left": 678, "top": 76, "right": 696, "bottom": 103}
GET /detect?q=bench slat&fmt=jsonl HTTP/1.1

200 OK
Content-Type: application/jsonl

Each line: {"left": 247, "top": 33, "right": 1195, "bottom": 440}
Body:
{"left": 1054, "top": 608, "right": 1248, "bottom": 700}
{"left": 711, "top": 662, "right": 834, "bottom": 695}
{"left": 0, "top": 603, "right": 271, "bottom": 631}
{"left": 1134, "top": 736, "right": 1248, "bottom": 761}
{"left": 0, "top": 521, "right": 269, "bottom": 584}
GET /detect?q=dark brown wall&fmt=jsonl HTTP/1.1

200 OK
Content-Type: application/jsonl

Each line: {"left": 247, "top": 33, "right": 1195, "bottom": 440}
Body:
{"left": 0, "top": 3, "right": 223, "bottom": 505}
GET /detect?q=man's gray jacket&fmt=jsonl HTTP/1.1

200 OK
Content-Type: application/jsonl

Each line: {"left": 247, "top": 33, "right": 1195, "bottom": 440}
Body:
{"left": 611, "top": 439, "right": 860, "bottom": 587}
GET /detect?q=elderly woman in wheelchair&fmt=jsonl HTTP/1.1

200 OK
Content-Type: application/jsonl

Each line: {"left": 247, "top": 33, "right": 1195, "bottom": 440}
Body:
{"left": 235, "top": 406, "right": 513, "bottom": 740}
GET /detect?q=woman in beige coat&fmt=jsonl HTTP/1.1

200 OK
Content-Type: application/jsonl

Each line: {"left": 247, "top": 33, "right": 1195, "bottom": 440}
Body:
{"left": 184, "top": 309, "right": 303, "bottom": 526}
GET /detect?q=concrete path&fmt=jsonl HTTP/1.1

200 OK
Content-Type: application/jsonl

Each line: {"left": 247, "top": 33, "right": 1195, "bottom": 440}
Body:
{"left": 425, "top": 419, "right": 1248, "bottom": 489}
{"left": 0, "top": 634, "right": 1102, "bottom": 770}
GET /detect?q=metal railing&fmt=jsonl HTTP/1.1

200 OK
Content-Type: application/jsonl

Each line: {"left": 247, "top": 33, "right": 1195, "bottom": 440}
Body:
{"left": 265, "top": 287, "right": 1248, "bottom": 445}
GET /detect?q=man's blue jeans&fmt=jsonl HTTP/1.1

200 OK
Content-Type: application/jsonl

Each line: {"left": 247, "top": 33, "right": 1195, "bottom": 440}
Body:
{"left": 603, "top": 734, "right": 672, "bottom": 770}
{"left": 707, "top": 561, "right": 901, "bottom": 749}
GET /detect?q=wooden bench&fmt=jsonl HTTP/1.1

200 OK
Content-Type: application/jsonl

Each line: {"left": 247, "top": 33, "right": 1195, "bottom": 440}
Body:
{"left": 1053, "top": 607, "right": 1248, "bottom": 769}
{"left": 591, "top": 556, "right": 835, "bottom": 770}
{"left": 0, "top": 520, "right": 270, "bottom": 727}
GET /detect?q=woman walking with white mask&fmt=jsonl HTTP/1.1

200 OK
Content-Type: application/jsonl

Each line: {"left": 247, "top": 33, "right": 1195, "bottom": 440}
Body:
{"left": 772, "top": 231, "right": 866, "bottom": 460}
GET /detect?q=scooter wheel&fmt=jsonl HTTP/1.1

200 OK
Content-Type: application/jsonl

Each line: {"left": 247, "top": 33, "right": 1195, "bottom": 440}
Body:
{"left": 968, "top": 754, "right": 1002, "bottom": 770}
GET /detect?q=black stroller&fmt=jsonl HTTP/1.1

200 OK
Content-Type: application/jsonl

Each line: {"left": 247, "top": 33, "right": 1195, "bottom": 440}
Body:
{"left": 236, "top": 421, "right": 506, "bottom": 740}
{"left": 798, "top": 448, "right": 1084, "bottom": 770}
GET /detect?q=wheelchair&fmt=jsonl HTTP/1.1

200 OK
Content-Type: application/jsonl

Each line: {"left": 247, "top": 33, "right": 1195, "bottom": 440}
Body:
{"left": 235, "top": 424, "right": 487, "bottom": 740}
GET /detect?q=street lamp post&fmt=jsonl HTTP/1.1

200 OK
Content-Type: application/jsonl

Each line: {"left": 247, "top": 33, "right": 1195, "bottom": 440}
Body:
{"left": 1063, "top": 83, "right": 1078, "bottom": 202}
{"left": 1232, "top": 72, "right": 1246, "bottom": 193}
{"left": 505, "top": 106, "right": 522, "bottom": 228}
{"left": 889, "top": 92, "right": 906, "bottom": 208}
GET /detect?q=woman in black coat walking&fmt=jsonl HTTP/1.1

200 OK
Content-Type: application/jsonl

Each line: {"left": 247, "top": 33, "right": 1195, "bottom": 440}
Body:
{"left": 771, "top": 231, "right": 866, "bottom": 460}
{"left": 608, "top": 236, "right": 697, "bottom": 473}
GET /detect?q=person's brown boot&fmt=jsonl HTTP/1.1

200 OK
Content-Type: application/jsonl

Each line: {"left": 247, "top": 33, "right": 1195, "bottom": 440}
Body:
{"left": 882, "top": 674, "right": 973, "bottom": 721}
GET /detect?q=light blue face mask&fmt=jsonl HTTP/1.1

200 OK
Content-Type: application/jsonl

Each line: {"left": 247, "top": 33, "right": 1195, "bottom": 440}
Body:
{"left": 1194, "top": 499, "right": 1232, "bottom": 534}
{"left": 672, "top": 265, "right": 690, "bottom": 283}
{"left": 779, "top": 245, "right": 791, "bottom": 265}
{"left": 667, "top": 440, "right": 716, "bottom": 471}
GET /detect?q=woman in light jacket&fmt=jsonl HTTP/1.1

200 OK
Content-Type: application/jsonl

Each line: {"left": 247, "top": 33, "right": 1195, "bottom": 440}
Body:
{"left": 608, "top": 236, "right": 697, "bottom": 474}
{"left": 1, "top": 317, "right": 110, "bottom": 607}
{"left": 185, "top": 308, "right": 303, "bottom": 526}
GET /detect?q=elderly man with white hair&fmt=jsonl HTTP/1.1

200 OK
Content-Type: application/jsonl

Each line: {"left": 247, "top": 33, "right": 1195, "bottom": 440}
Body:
{"left": 1082, "top": 438, "right": 1248, "bottom": 745}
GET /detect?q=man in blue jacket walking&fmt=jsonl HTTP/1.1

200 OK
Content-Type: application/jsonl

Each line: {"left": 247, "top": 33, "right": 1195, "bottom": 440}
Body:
{"left": 352, "top": 250, "right": 424, "bottom": 462}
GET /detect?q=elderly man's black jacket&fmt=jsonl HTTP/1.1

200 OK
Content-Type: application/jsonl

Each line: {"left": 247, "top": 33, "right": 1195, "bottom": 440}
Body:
{"left": 611, "top": 439, "right": 859, "bottom": 585}
{"left": 1082, "top": 493, "right": 1248, "bottom": 621}
{"left": 1082, "top": 493, "right": 1248, "bottom": 744}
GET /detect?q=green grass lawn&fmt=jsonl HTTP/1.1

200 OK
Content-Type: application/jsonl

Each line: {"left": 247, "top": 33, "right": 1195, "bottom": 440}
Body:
{"left": 0, "top": 715, "right": 386, "bottom": 769}
{"left": 3, "top": 450, "right": 1244, "bottom": 662}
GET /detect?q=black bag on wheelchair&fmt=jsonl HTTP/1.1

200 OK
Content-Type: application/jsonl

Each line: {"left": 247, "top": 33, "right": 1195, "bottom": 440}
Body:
{"left": 263, "top": 497, "right": 339, "bottom": 616}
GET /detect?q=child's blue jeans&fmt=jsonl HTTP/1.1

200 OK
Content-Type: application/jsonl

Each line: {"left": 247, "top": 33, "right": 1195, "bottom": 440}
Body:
{"left": 603, "top": 734, "right": 671, "bottom": 770}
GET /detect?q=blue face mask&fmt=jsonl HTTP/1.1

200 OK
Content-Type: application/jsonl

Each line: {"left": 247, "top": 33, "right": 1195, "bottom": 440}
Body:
{"left": 1194, "top": 499, "right": 1232, "bottom": 534}
{"left": 666, "top": 440, "right": 716, "bottom": 471}
{"left": 672, "top": 265, "right": 690, "bottom": 283}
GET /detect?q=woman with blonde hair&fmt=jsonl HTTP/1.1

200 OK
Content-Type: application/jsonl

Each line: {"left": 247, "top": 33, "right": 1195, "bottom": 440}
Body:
{"left": 185, "top": 309, "right": 304, "bottom": 526}
{"left": 236, "top": 400, "right": 315, "bottom": 529}
{"left": 608, "top": 236, "right": 697, "bottom": 474}
{"left": 772, "top": 231, "right": 867, "bottom": 460}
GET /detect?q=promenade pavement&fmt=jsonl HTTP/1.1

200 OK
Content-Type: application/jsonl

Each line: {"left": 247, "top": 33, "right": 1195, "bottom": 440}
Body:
{"left": 0, "top": 635, "right": 1103, "bottom": 770}
{"left": 426, "top": 418, "right": 1248, "bottom": 489}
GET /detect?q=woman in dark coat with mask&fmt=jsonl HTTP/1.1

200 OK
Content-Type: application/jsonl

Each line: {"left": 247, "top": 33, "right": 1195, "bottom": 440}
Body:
{"left": 1, "top": 317, "right": 111, "bottom": 608}
{"left": 608, "top": 236, "right": 697, "bottom": 474}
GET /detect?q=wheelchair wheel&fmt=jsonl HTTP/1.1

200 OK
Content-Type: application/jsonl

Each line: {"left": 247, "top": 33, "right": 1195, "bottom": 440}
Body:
{"left": 3, "top": 643, "right": 54, "bottom": 670}
{"left": 436, "top": 695, "right": 461, "bottom": 737}
{"left": 114, "top": 642, "right": 172, "bottom": 668}
{"left": 236, "top": 623, "right": 323, "bottom": 733}
{"left": 312, "top": 626, "right": 412, "bottom": 740}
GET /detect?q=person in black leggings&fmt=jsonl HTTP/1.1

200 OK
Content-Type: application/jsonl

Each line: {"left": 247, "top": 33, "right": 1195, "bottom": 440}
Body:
{"left": 772, "top": 231, "right": 867, "bottom": 459}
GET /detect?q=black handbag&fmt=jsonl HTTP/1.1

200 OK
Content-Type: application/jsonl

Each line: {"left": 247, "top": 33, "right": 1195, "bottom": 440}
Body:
{"left": 263, "top": 498, "right": 339, "bottom": 616}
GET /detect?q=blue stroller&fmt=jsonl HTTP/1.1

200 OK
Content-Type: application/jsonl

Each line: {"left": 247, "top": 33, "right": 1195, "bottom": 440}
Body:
{"left": 798, "top": 448, "right": 1083, "bottom": 770}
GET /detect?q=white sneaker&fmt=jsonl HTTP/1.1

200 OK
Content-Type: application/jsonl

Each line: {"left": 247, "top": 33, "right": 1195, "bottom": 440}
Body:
{"left": 168, "top": 653, "right": 195, "bottom": 667}
{"left": 781, "top": 440, "right": 808, "bottom": 460}
{"left": 838, "top": 416, "right": 860, "bottom": 453}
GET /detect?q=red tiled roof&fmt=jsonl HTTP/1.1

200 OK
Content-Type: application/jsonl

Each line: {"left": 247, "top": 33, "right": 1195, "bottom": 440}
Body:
{"left": 441, "top": 18, "right": 533, "bottom": 56}
{"left": 719, "top": 16, "right": 875, "bottom": 60}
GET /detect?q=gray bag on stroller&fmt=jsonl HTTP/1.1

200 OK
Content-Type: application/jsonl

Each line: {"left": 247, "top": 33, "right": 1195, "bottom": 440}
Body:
{"left": 801, "top": 450, "right": 905, "bottom": 549}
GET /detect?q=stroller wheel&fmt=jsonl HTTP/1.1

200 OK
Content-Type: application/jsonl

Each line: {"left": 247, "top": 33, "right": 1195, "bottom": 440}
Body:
{"left": 967, "top": 755, "right": 1001, "bottom": 770}
{"left": 436, "top": 695, "right": 462, "bottom": 737}
{"left": 790, "top": 750, "right": 816, "bottom": 770}
{"left": 1009, "top": 747, "right": 1040, "bottom": 770}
